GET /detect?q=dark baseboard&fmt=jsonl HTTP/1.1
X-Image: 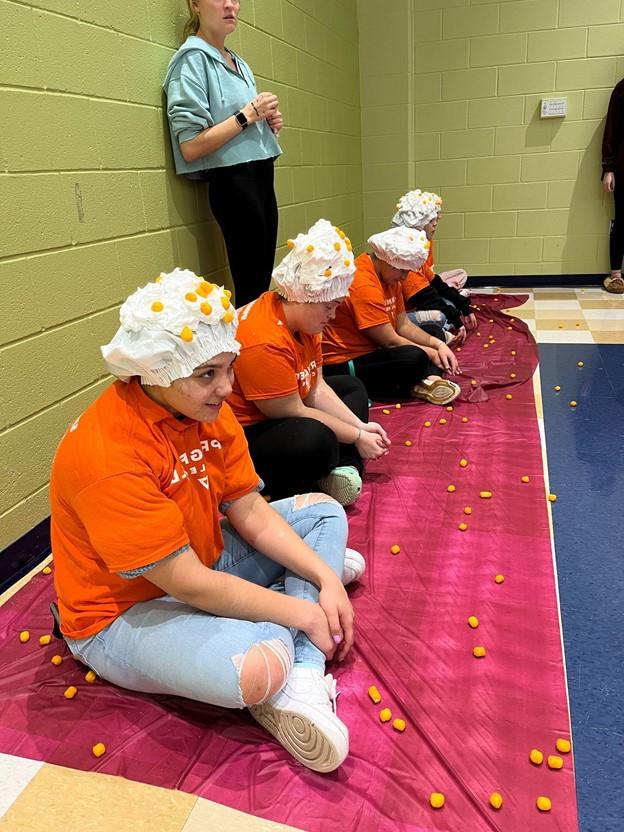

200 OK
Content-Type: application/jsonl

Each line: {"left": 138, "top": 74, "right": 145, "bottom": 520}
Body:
{"left": 470, "top": 274, "right": 605, "bottom": 288}
{"left": 0, "top": 517, "right": 51, "bottom": 597}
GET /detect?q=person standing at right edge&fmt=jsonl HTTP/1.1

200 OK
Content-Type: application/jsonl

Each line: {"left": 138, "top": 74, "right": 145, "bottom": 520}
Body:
{"left": 164, "top": 0, "right": 283, "bottom": 307}
{"left": 602, "top": 78, "right": 624, "bottom": 294}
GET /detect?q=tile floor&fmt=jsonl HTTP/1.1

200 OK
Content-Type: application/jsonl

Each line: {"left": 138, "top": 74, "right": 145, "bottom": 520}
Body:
{"left": 0, "top": 286, "right": 621, "bottom": 831}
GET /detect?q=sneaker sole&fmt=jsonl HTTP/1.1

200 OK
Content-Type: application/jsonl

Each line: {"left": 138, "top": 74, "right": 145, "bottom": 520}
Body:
{"left": 318, "top": 473, "right": 361, "bottom": 507}
{"left": 412, "top": 380, "right": 460, "bottom": 406}
{"left": 249, "top": 703, "right": 346, "bottom": 773}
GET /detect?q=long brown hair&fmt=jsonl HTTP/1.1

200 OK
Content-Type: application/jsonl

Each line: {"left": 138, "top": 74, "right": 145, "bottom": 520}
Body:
{"left": 182, "top": 0, "right": 200, "bottom": 40}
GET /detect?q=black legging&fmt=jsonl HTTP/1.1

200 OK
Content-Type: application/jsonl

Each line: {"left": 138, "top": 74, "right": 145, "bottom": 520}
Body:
{"left": 243, "top": 375, "right": 369, "bottom": 500}
{"left": 610, "top": 178, "right": 624, "bottom": 270}
{"left": 323, "top": 323, "right": 445, "bottom": 400}
{"left": 207, "top": 158, "right": 278, "bottom": 308}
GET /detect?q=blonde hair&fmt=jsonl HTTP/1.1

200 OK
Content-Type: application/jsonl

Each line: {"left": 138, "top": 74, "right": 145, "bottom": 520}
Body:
{"left": 183, "top": 0, "right": 200, "bottom": 40}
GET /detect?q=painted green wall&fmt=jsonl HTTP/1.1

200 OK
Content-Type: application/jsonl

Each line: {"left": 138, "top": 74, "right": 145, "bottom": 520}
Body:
{"left": 358, "top": 0, "right": 619, "bottom": 276}
{"left": 0, "top": 0, "right": 362, "bottom": 549}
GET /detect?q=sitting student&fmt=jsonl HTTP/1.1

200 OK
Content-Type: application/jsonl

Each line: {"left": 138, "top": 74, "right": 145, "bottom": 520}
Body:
{"left": 393, "top": 190, "right": 476, "bottom": 344}
{"left": 229, "top": 219, "right": 390, "bottom": 508}
{"left": 50, "top": 268, "right": 361, "bottom": 774}
{"left": 321, "top": 226, "right": 461, "bottom": 405}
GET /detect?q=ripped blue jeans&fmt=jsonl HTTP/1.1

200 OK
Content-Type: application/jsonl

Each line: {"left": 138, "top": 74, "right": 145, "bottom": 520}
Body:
{"left": 65, "top": 495, "right": 347, "bottom": 709}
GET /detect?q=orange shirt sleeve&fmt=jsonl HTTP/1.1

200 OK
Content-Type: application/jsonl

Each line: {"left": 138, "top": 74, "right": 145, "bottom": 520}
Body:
{"left": 219, "top": 406, "right": 262, "bottom": 505}
{"left": 234, "top": 343, "right": 299, "bottom": 400}
{"left": 351, "top": 275, "right": 392, "bottom": 331}
{"left": 73, "top": 472, "right": 189, "bottom": 574}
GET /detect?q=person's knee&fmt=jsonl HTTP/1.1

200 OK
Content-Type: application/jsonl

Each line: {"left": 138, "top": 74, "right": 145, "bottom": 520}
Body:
{"left": 293, "top": 492, "right": 341, "bottom": 511}
{"left": 237, "top": 639, "right": 293, "bottom": 706}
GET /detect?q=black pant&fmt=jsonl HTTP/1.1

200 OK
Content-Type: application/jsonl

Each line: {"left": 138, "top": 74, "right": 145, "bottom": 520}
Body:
{"left": 324, "top": 336, "right": 443, "bottom": 400}
{"left": 207, "top": 158, "right": 278, "bottom": 308}
{"left": 610, "top": 180, "right": 624, "bottom": 270}
{"left": 243, "top": 376, "right": 369, "bottom": 500}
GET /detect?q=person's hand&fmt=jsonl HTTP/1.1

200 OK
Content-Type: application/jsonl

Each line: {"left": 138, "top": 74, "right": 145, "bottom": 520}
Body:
{"left": 449, "top": 325, "right": 467, "bottom": 346}
{"left": 245, "top": 92, "right": 279, "bottom": 124}
{"left": 355, "top": 429, "right": 388, "bottom": 460}
{"left": 266, "top": 109, "right": 283, "bottom": 135}
{"left": 318, "top": 575, "right": 355, "bottom": 662}
{"left": 362, "top": 421, "right": 391, "bottom": 448}
{"left": 603, "top": 171, "right": 615, "bottom": 193}
{"left": 463, "top": 312, "right": 477, "bottom": 330}
{"left": 301, "top": 603, "right": 336, "bottom": 658}
{"left": 437, "top": 343, "right": 459, "bottom": 374}
{"left": 425, "top": 346, "right": 443, "bottom": 368}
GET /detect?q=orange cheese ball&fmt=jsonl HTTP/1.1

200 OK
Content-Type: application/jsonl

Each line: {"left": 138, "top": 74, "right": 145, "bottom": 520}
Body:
{"left": 511, "top": 350, "right": 517, "bottom": 356}
{"left": 368, "top": 685, "right": 382, "bottom": 704}
{"left": 459, "top": 458, "right": 468, "bottom": 467}
{"left": 554, "top": 385, "right": 561, "bottom": 391}
{"left": 404, "top": 440, "right": 413, "bottom": 447}
{"left": 489, "top": 792, "right": 503, "bottom": 810}
{"left": 488, "top": 319, "right": 494, "bottom": 323}
{"left": 521, "top": 475, "right": 530, "bottom": 483}
{"left": 476, "top": 331, "right": 481, "bottom": 336}
{"left": 577, "top": 361, "right": 584, "bottom": 367}
{"left": 430, "top": 793, "right": 445, "bottom": 809}
{"left": 556, "top": 738, "right": 571, "bottom": 754}
{"left": 439, "top": 418, "right": 447, "bottom": 425}
{"left": 479, "top": 491, "right": 492, "bottom": 499}
{"left": 471, "top": 379, "right": 477, "bottom": 386}
{"left": 424, "top": 420, "right": 432, "bottom": 427}
{"left": 510, "top": 373, "right": 517, "bottom": 379}
{"left": 569, "top": 400, "right": 577, "bottom": 408}
{"left": 547, "top": 755, "right": 563, "bottom": 770}
{"left": 505, "top": 394, "right": 513, "bottom": 400}
{"left": 51, "top": 655, "right": 63, "bottom": 666}
{"left": 39, "top": 635, "right": 52, "bottom": 646}
{"left": 461, "top": 416, "right": 468, "bottom": 423}
{"left": 379, "top": 708, "right": 392, "bottom": 723}
{"left": 390, "top": 544, "right": 401, "bottom": 555}
{"left": 19, "top": 631, "right": 30, "bottom": 644}
{"left": 447, "top": 485, "right": 456, "bottom": 493}
{"left": 392, "top": 719, "right": 406, "bottom": 732}
{"left": 473, "top": 646, "right": 486, "bottom": 658}
{"left": 382, "top": 408, "right": 391, "bottom": 414}
{"left": 92, "top": 743, "right": 106, "bottom": 758}
{"left": 85, "top": 670, "right": 97, "bottom": 684}
{"left": 548, "top": 493, "right": 557, "bottom": 502}
{"left": 529, "top": 748, "right": 544, "bottom": 765}
{"left": 483, "top": 344, "right": 489, "bottom": 349}
{"left": 463, "top": 506, "right": 472, "bottom": 515}
{"left": 490, "top": 339, "right": 496, "bottom": 344}
{"left": 467, "top": 616, "right": 479, "bottom": 629}
{"left": 395, "top": 403, "right": 401, "bottom": 409}
{"left": 42, "top": 566, "right": 52, "bottom": 575}
{"left": 494, "top": 574, "right": 505, "bottom": 584}
{"left": 458, "top": 522, "right": 468, "bottom": 532}
{"left": 446, "top": 406, "right": 454, "bottom": 412}
{"left": 64, "top": 686, "right": 78, "bottom": 700}
{"left": 536, "top": 796, "right": 552, "bottom": 812}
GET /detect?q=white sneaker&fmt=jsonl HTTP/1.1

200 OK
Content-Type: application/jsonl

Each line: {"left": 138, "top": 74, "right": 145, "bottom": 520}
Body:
{"left": 248, "top": 667, "right": 349, "bottom": 773}
{"left": 317, "top": 465, "right": 362, "bottom": 506}
{"left": 342, "top": 547, "right": 365, "bottom": 585}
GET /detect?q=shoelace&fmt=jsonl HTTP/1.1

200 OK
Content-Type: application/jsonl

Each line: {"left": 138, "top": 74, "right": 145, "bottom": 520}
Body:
{"left": 322, "top": 674, "right": 339, "bottom": 714}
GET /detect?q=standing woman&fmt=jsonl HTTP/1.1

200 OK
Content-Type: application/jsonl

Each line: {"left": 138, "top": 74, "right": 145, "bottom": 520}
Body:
{"left": 164, "top": 0, "right": 283, "bottom": 307}
{"left": 602, "top": 78, "right": 624, "bottom": 294}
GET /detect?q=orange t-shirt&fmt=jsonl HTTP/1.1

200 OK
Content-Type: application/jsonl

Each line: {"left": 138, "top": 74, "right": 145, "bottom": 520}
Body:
{"left": 321, "top": 253, "right": 405, "bottom": 364}
{"left": 229, "top": 292, "right": 322, "bottom": 426}
{"left": 50, "top": 378, "right": 260, "bottom": 640}
{"left": 401, "top": 242, "right": 436, "bottom": 306}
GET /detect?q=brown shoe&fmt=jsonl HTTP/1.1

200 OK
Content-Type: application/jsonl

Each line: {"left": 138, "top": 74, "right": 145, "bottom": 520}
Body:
{"left": 603, "top": 274, "right": 624, "bottom": 294}
{"left": 412, "top": 378, "right": 460, "bottom": 405}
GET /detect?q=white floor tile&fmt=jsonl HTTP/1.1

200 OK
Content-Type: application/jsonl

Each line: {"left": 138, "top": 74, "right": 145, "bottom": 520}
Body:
{"left": 536, "top": 330, "right": 596, "bottom": 343}
{"left": 0, "top": 754, "right": 43, "bottom": 818}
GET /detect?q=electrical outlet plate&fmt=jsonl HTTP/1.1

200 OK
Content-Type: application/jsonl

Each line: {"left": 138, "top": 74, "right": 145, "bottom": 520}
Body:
{"left": 541, "top": 97, "right": 567, "bottom": 118}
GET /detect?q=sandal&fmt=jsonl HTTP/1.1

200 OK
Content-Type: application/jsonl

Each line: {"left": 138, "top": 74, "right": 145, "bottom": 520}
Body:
{"left": 603, "top": 274, "right": 624, "bottom": 294}
{"left": 412, "top": 378, "right": 461, "bottom": 405}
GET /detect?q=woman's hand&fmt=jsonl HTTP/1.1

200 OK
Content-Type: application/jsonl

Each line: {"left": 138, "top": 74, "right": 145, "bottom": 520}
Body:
{"left": 603, "top": 171, "right": 615, "bottom": 193}
{"left": 356, "top": 429, "right": 388, "bottom": 460}
{"left": 463, "top": 312, "right": 477, "bottom": 330}
{"left": 245, "top": 92, "right": 279, "bottom": 124}
{"left": 266, "top": 109, "right": 283, "bottom": 135}
{"left": 437, "top": 343, "right": 459, "bottom": 374}
{"left": 362, "top": 421, "right": 391, "bottom": 448}
{"left": 318, "top": 576, "right": 355, "bottom": 662}
{"left": 449, "top": 325, "right": 467, "bottom": 346}
{"left": 301, "top": 603, "right": 337, "bottom": 658}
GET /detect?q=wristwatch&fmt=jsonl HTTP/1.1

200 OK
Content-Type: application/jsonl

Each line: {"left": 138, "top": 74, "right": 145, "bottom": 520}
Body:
{"left": 234, "top": 110, "right": 249, "bottom": 130}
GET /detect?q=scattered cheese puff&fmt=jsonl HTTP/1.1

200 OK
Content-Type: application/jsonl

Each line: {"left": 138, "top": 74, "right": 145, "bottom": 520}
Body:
{"left": 459, "top": 458, "right": 468, "bottom": 468}
{"left": 430, "top": 793, "right": 445, "bottom": 809}
{"left": 382, "top": 408, "right": 391, "bottom": 415}
{"left": 548, "top": 493, "right": 557, "bottom": 502}
{"left": 85, "top": 670, "right": 97, "bottom": 684}
{"left": 483, "top": 344, "right": 489, "bottom": 349}
{"left": 447, "top": 484, "right": 456, "bottom": 493}
{"left": 64, "top": 686, "right": 78, "bottom": 700}
{"left": 392, "top": 719, "right": 406, "bottom": 732}
{"left": 490, "top": 339, "right": 496, "bottom": 344}
{"left": 505, "top": 394, "right": 513, "bottom": 400}
{"left": 510, "top": 373, "right": 516, "bottom": 379}
{"left": 471, "top": 379, "right": 477, "bottom": 386}
{"left": 547, "top": 755, "right": 563, "bottom": 770}
{"left": 511, "top": 350, "right": 516, "bottom": 356}
{"left": 463, "top": 506, "right": 472, "bottom": 515}
{"left": 577, "top": 361, "right": 584, "bottom": 367}
{"left": 456, "top": 347, "right": 462, "bottom": 352}
{"left": 379, "top": 708, "right": 392, "bottom": 723}
{"left": 395, "top": 403, "right": 401, "bottom": 409}
{"left": 494, "top": 574, "right": 505, "bottom": 584}
{"left": 536, "top": 796, "right": 552, "bottom": 812}
{"left": 569, "top": 400, "right": 577, "bottom": 408}
{"left": 92, "top": 743, "right": 106, "bottom": 758}
{"left": 39, "top": 635, "right": 52, "bottom": 646}
{"left": 554, "top": 385, "right": 561, "bottom": 391}
{"left": 19, "top": 631, "right": 30, "bottom": 643}
{"left": 390, "top": 544, "right": 401, "bottom": 555}
{"left": 424, "top": 420, "right": 432, "bottom": 427}
{"left": 368, "top": 685, "right": 382, "bottom": 704}
{"left": 473, "top": 646, "right": 486, "bottom": 658}
{"left": 404, "top": 440, "right": 413, "bottom": 447}
{"left": 458, "top": 522, "right": 468, "bottom": 531}
{"left": 480, "top": 491, "right": 492, "bottom": 499}
{"left": 556, "top": 738, "right": 571, "bottom": 754}
{"left": 461, "top": 416, "right": 469, "bottom": 423}
{"left": 439, "top": 418, "right": 447, "bottom": 425}
{"left": 489, "top": 792, "right": 503, "bottom": 810}
{"left": 530, "top": 748, "right": 544, "bottom": 765}
{"left": 476, "top": 331, "right": 482, "bottom": 336}
{"left": 446, "top": 406, "right": 454, "bottom": 412}
{"left": 467, "top": 616, "right": 479, "bottom": 629}
{"left": 521, "top": 475, "right": 530, "bottom": 483}
{"left": 51, "top": 655, "right": 63, "bottom": 666}
{"left": 507, "top": 326, "right": 512, "bottom": 330}
{"left": 488, "top": 319, "right": 494, "bottom": 323}
{"left": 42, "top": 566, "right": 52, "bottom": 575}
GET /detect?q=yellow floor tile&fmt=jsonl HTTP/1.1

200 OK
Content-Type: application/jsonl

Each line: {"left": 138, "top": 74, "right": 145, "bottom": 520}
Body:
{"left": 0, "top": 763, "right": 196, "bottom": 832}
{"left": 536, "top": 320, "right": 589, "bottom": 331}
{"left": 584, "top": 318, "right": 624, "bottom": 330}
{"left": 591, "top": 330, "right": 624, "bottom": 343}
{"left": 532, "top": 290, "right": 579, "bottom": 300}
{"left": 182, "top": 796, "right": 304, "bottom": 832}
{"left": 578, "top": 298, "right": 624, "bottom": 309}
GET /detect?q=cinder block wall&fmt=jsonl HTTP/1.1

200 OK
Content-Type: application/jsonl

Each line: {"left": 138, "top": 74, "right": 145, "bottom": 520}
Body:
{"left": 358, "top": 0, "right": 618, "bottom": 276}
{"left": 0, "top": 0, "right": 363, "bottom": 550}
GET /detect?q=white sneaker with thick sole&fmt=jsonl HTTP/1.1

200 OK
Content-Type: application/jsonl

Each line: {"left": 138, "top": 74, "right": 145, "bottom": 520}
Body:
{"left": 341, "top": 547, "right": 365, "bottom": 585}
{"left": 317, "top": 465, "right": 362, "bottom": 506}
{"left": 248, "top": 667, "right": 349, "bottom": 773}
